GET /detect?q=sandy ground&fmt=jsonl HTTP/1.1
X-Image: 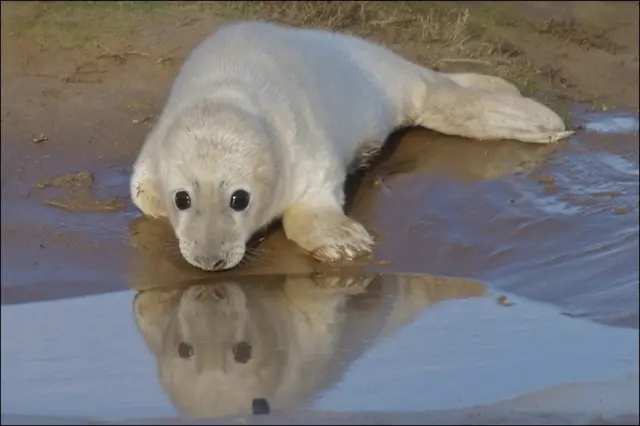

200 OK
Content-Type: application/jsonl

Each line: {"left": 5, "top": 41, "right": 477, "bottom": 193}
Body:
{"left": 1, "top": 1, "right": 639, "bottom": 424}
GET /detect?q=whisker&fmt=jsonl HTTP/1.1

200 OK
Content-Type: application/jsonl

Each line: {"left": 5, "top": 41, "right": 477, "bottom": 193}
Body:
{"left": 245, "top": 247, "right": 271, "bottom": 255}
{"left": 245, "top": 251, "right": 273, "bottom": 263}
{"left": 240, "top": 252, "right": 262, "bottom": 263}
{"left": 238, "top": 248, "right": 275, "bottom": 268}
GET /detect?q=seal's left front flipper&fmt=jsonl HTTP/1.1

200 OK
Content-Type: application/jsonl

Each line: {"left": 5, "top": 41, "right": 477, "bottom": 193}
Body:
{"left": 282, "top": 204, "right": 374, "bottom": 263}
{"left": 413, "top": 83, "right": 574, "bottom": 144}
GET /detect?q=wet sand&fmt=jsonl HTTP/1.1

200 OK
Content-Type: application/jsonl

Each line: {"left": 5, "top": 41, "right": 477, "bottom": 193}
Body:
{"left": 1, "top": 1, "right": 639, "bottom": 424}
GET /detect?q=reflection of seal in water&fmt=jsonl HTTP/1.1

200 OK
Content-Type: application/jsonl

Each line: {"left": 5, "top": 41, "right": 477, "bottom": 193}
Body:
{"left": 132, "top": 273, "right": 486, "bottom": 418}
{"left": 130, "top": 21, "right": 574, "bottom": 271}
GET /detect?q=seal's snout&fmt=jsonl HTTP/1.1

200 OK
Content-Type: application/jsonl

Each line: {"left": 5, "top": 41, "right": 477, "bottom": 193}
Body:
{"left": 190, "top": 256, "right": 228, "bottom": 271}
{"left": 178, "top": 237, "right": 244, "bottom": 271}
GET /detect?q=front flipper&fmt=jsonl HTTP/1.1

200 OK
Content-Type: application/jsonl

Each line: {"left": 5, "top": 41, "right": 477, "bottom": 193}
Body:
{"left": 282, "top": 203, "right": 374, "bottom": 262}
{"left": 130, "top": 155, "right": 166, "bottom": 218}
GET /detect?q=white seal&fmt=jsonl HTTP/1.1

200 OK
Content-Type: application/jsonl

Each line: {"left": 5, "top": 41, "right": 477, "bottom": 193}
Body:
{"left": 130, "top": 21, "right": 573, "bottom": 271}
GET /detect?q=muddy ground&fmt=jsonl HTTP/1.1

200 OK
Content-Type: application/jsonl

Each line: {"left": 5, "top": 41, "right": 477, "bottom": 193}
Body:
{"left": 1, "top": 2, "right": 638, "bottom": 314}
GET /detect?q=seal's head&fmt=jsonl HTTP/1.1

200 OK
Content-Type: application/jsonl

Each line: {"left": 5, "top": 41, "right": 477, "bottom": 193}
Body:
{"left": 156, "top": 102, "right": 283, "bottom": 271}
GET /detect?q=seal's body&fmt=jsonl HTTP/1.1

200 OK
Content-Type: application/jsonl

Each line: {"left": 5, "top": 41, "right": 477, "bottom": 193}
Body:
{"left": 131, "top": 21, "right": 573, "bottom": 271}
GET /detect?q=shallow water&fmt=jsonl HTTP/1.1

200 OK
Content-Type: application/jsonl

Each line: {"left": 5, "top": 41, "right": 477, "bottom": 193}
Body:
{"left": 1, "top": 106, "right": 639, "bottom": 421}
{"left": 1, "top": 274, "right": 638, "bottom": 421}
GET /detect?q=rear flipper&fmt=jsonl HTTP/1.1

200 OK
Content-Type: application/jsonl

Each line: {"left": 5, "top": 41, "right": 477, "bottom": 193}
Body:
{"left": 413, "top": 84, "right": 574, "bottom": 144}
{"left": 444, "top": 72, "right": 522, "bottom": 95}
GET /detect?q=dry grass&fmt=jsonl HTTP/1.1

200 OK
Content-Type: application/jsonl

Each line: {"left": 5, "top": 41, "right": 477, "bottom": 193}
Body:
{"left": 0, "top": 0, "right": 579, "bottom": 102}
{"left": 1, "top": 1, "right": 477, "bottom": 48}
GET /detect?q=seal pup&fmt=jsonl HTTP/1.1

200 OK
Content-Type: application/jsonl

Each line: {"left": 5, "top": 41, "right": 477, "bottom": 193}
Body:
{"left": 130, "top": 21, "right": 573, "bottom": 271}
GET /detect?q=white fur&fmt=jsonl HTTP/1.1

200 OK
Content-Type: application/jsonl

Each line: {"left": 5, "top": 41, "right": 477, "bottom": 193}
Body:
{"left": 130, "top": 21, "right": 573, "bottom": 271}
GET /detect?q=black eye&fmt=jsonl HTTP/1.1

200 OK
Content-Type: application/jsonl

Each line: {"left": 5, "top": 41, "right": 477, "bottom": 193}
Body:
{"left": 174, "top": 190, "right": 191, "bottom": 210}
{"left": 229, "top": 189, "right": 250, "bottom": 211}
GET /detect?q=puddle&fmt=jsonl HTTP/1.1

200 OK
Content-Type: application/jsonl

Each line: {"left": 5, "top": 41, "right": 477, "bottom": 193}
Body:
{"left": 1, "top": 106, "right": 639, "bottom": 421}
{"left": 1, "top": 274, "right": 638, "bottom": 422}
{"left": 579, "top": 110, "right": 640, "bottom": 134}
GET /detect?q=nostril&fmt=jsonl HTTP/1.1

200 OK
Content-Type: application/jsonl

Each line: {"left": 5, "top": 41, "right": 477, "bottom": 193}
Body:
{"left": 214, "top": 259, "right": 226, "bottom": 270}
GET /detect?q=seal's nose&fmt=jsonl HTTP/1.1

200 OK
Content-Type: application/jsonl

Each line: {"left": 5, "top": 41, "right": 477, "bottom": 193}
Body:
{"left": 191, "top": 256, "right": 227, "bottom": 271}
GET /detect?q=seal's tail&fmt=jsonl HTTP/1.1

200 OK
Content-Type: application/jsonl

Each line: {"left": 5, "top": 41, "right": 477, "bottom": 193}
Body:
{"left": 412, "top": 82, "right": 574, "bottom": 144}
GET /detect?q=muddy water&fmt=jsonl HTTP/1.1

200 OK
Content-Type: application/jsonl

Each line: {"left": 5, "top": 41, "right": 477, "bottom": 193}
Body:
{"left": 356, "top": 106, "right": 640, "bottom": 328}
{"left": 1, "top": 106, "right": 639, "bottom": 421}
